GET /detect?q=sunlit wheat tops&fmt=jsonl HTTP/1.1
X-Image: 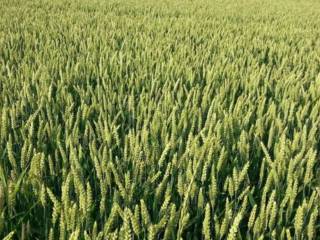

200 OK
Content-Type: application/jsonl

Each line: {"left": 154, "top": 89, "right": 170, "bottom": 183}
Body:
{"left": 0, "top": 0, "right": 320, "bottom": 239}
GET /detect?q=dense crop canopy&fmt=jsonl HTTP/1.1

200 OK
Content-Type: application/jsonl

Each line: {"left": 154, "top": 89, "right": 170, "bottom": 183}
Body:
{"left": 0, "top": 0, "right": 320, "bottom": 239}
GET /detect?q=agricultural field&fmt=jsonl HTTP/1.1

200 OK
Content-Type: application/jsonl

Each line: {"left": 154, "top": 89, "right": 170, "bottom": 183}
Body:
{"left": 0, "top": 0, "right": 320, "bottom": 239}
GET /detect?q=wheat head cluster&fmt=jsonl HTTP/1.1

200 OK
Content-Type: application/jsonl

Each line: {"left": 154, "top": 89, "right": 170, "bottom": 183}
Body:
{"left": 0, "top": 0, "right": 320, "bottom": 239}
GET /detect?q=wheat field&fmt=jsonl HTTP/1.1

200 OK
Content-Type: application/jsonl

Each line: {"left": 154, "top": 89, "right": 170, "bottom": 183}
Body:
{"left": 0, "top": 0, "right": 320, "bottom": 239}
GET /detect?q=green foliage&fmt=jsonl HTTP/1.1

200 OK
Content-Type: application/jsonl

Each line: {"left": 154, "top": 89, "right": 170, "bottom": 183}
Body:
{"left": 0, "top": 0, "right": 320, "bottom": 239}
